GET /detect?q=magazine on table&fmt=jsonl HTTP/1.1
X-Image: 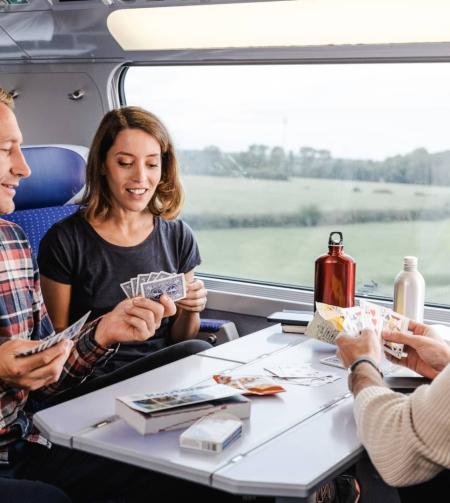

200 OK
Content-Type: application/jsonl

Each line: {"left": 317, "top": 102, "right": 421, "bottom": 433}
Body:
{"left": 117, "top": 384, "right": 240, "bottom": 414}
{"left": 115, "top": 384, "right": 251, "bottom": 435}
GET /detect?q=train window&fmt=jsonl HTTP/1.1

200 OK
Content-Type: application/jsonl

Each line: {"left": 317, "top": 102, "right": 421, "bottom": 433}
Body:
{"left": 123, "top": 63, "right": 450, "bottom": 306}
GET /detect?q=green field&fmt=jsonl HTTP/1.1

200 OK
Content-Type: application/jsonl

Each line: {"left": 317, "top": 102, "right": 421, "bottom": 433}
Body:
{"left": 180, "top": 175, "right": 450, "bottom": 305}
{"left": 182, "top": 175, "right": 450, "bottom": 215}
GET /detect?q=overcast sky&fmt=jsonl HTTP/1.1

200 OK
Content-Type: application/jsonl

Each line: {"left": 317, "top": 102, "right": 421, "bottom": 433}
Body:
{"left": 125, "top": 63, "right": 450, "bottom": 161}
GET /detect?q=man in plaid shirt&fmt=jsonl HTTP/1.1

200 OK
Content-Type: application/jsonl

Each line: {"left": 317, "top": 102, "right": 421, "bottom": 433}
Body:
{"left": 0, "top": 89, "right": 180, "bottom": 501}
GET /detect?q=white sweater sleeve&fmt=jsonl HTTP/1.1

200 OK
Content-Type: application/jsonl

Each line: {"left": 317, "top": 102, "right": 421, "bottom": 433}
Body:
{"left": 353, "top": 364, "right": 450, "bottom": 487}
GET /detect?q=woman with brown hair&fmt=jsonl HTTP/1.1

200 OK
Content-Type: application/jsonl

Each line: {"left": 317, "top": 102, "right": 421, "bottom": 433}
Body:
{"left": 37, "top": 107, "right": 209, "bottom": 377}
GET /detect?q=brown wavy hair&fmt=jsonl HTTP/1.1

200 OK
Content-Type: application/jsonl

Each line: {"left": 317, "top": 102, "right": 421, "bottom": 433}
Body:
{"left": 81, "top": 106, "right": 183, "bottom": 221}
{"left": 0, "top": 88, "right": 14, "bottom": 110}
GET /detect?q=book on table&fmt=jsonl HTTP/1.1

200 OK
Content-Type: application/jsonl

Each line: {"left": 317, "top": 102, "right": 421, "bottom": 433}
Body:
{"left": 281, "top": 324, "right": 308, "bottom": 334}
{"left": 115, "top": 383, "right": 251, "bottom": 435}
{"left": 266, "top": 310, "right": 312, "bottom": 334}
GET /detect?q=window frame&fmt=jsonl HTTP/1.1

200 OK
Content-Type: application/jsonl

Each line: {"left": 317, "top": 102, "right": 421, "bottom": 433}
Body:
{"left": 118, "top": 56, "right": 450, "bottom": 324}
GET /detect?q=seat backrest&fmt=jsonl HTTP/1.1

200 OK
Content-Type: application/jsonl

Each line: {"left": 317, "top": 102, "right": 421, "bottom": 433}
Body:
{"left": 3, "top": 205, "right": 79, "bottom": 258}
{"left": 16, "top": 145, "right": 87, "bottom": 210}
{"left": 2, "top": 145, "right": 87, "bottom": 258}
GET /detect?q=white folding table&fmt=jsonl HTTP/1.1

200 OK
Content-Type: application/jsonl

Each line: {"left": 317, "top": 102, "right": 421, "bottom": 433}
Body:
{"left": 201, "top": 324, "right": 308, "bottom": 363}
{"left": 34, "top": 326, "right": 363, "bottom": 502}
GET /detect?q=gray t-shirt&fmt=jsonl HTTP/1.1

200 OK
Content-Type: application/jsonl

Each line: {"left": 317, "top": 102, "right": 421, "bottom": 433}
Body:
{"left": 38, "top": 211, "right": 201, "bottom": 367}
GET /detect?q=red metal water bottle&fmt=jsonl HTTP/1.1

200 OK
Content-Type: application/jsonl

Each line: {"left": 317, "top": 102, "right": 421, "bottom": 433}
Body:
{"left": 314, "top": 231, "right": 355, "bottom": 310}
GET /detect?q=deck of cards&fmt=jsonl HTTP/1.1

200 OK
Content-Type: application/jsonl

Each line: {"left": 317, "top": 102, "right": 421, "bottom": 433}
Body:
{"left": 179, "top": 412, "right": 243, "bottom": 454}
{"left": 120, "top": 271, "right": 186, "bottom": 302}
{"left": 305, "top": 300, "right": 409, "bottom": 359}
{"left": 17, "top": 311, "right": 91, "bottom": 357}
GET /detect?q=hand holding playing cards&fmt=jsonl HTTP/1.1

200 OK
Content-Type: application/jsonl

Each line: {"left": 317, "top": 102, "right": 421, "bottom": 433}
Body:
{"left": 383, "top": 321, "right": 450, "bottom": 379}
{"left": 176, "top": 279, "right": 207, "bottom": 312}
{"left": 1, "top": 339, "right": 73, "bottom": 391}
{"left": 336, "top": 328, "right": 383, "bottom": 368}
{"left": 95, "top": 295, "right": 176, "bottom": 347}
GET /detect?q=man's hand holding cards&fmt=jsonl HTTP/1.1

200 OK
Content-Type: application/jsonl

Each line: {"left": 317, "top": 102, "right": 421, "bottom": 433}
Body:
{"left": 121, "top": 271, "right": 186, "bottom": 302}
{"left": 16, "top": 311, "right": 91, "bottom": 357}
{"left": 305, "top": 301, "right": 409, "bottom": 359}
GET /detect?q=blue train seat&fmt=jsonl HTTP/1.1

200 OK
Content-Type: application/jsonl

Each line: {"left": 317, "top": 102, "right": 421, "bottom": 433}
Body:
{"left": 196, "top": 318, "right": 239, "bottom": 345}
{"left": 2, "top": 145, "right": 86, "bottom": 256}
{"left": 15, "top": 145, "right": 86, "bottom": 211}
{"left": 4, "top": 204, "right": 79, "bottom": 257}
{"left": 2, "top": 145, "right": 238, "bottom": 345}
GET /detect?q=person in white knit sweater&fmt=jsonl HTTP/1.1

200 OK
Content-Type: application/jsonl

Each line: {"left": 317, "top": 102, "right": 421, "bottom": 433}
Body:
{"left": 336, "top": 320, "right": 450, "bottom": 489}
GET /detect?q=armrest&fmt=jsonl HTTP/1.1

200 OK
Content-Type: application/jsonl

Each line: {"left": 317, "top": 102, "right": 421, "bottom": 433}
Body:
{"left": 198, "top": 319, "right": 239, "bottom": 346}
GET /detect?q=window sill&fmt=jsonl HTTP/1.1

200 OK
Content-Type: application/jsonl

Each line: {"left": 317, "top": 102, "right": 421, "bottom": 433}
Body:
{"left": 200, "top": 275, "right": 450, "bottom": 327}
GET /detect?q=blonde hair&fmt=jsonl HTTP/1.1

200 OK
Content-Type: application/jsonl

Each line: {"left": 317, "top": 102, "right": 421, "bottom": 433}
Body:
{"left": 0, "top": 88, "right": 14, "bottom": 110}
{"left": 81, "top": 107, "right": 183, "bottom": 221}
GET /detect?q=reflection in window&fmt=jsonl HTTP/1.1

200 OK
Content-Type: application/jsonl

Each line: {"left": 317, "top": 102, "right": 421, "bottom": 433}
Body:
{"left": 124, "top": 64, "right": 450, "bottom": 305}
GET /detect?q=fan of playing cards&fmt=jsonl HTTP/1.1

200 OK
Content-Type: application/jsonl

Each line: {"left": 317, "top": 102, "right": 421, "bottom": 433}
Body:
{"left": 305, "top": 300, "right": 409, "bottom": 359}
{"left": 120, "top": 271, "right": 186, "bottom": 302}
{"left": 17, "top": 311, "right": 92, "bottom": 357}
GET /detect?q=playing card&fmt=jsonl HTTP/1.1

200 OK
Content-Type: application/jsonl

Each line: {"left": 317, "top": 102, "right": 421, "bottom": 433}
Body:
{"left": 380, "top": 308, "right": 409, "bottom": 333}
{"left": 286, "top": 375, "right": 341, "bottom": 387}
{"left": 130, "top": 277, "right": 138, "bottom": 298}
{"left": 359, "top": 300, "right": 383, "bottom": 336}
{"left": 120, "top": 281, "right": 133, "bottom": 299}
{"left": 264, "top": 363, "right": 341, "bottom": 387}
{"left": 383, "top": 343, "right": 408, "bottom": 359}
{"left": 264, "top": 364, "right": 335, "bottom": 379}
{"left": 373, "top": 302, "right": 408, "bottom": 359}
{"left": 17, "top": 311, "right": 91, "bottom": 357}
{"left": 342, "top": 306, "right": 363, "bottom": 334}
{"left": 320, "top": 355, "right": 345, "bottom": 369}
{"left": 155, "top": 271, "right": 172, "bottom": 280}
{"left": 320, "top": 354, "right": 399, "bottom": 375}
{"left": 137, "top": 274, "right": 151, "bottom": 295}
{"left": 360, "top": 300, "right": 409, "bottom": 360}
{"left": 359, "top": 304, "right": 408, "bottom": 359}
{"left": 141, "top": 274, "right": 186, "bottom": 302}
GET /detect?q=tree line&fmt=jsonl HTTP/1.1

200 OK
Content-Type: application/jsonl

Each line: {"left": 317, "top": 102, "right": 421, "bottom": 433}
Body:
{"left": 183, "top": 205, "right": 450, "bottom": 230}
{"left": 178, "top": 145, "right": 450, "bottom": 185}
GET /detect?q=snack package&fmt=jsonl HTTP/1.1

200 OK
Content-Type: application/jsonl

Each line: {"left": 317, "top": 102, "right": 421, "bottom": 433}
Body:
{"left": 213, "top": 374, "right": 285, "bottom": 395}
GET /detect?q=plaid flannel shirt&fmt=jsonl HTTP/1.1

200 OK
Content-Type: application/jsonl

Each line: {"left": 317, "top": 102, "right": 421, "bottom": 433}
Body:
{"left": 0, "top": 219, "right": 115, "bottom": 463}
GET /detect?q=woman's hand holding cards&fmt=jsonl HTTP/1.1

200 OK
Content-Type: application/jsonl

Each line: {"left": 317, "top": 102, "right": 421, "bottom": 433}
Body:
{"left": 95, "top": 295, "right": 176, "bottom": 348}
{"left": 176, "top": 278, "right": 207, "bottom": 313}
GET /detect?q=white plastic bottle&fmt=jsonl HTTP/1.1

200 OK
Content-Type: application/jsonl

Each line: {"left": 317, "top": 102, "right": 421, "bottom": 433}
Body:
{"left": 393, "top": 256, "right": 425, "bottom": 322}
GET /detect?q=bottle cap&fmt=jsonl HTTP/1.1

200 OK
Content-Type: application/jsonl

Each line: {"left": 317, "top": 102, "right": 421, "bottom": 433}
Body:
{"left": 328, "top": 231, "right": 343, "bottom": 246}
{"left": 404, "top": 256, "right": 418, "bottom": 271}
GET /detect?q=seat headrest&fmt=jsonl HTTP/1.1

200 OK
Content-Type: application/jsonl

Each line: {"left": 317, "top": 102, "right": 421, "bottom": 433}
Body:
{"left": 15, "top": 145, "right": 87, "bottom": 210}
